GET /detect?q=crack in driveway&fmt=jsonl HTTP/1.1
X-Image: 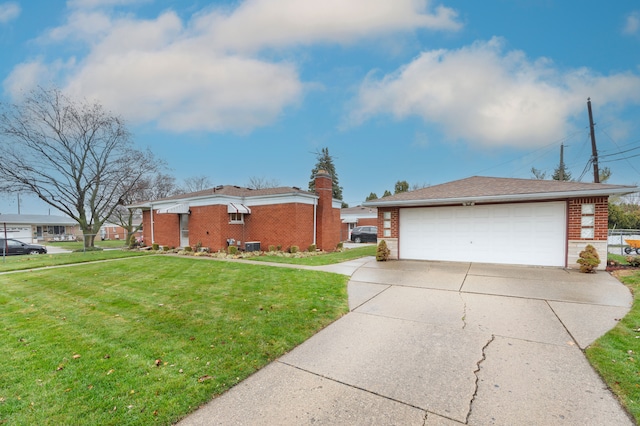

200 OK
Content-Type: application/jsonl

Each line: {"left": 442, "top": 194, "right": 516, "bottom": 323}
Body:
{"left": 466, "top": 334, "right": 496, "bottom": 424}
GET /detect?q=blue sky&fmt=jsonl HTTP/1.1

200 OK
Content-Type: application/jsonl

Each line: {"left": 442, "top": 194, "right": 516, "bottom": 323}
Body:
{"left": 1, "top": 0, "right": 640, "bottom": 215}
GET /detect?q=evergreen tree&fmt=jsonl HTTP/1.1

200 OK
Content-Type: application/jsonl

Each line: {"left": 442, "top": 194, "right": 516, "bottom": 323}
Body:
{"left": 552, "top": 161, "right": 571, "bottom": 181}
{"left": 382, "top": 190, "right": 392, "bottom": 197}
{"left": 366, "top": 192, "right": 378, "bottom": 201}
{"left": 394, "top": 180, "right": 409, "bottom": 194}
{"left": 308, "top": 147, "right": 343, "bottom": 199}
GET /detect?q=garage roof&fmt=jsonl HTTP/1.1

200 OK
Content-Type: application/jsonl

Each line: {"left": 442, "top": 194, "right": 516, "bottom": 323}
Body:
{"left": 363, "top": 176, "right": 638, "bottom": 207}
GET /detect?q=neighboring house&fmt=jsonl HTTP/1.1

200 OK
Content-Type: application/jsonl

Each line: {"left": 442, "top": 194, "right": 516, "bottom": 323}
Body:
{"left": 128, "top": 171, "right": 341, "bottom": 252}
{"left": 0, "top": 214, "right": 79, "bottom": 243}
{"left": 99, "top": 222, "right": 143, "bottom": 241}
{"left": 363, "top": 176, "right": 638, "bottom": 269}
{"left": 340, "top": 205, "right": 377, "bottom": 241}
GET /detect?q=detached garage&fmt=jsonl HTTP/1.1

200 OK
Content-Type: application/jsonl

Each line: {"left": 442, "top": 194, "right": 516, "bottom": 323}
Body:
{"left": 364, "top": 176, "right": 637, "bottom": 269}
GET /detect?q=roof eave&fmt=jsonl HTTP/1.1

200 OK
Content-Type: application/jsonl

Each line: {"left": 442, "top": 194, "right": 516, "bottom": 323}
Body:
{"left": 363, "top": 187, "right": 639, "bottom": 208}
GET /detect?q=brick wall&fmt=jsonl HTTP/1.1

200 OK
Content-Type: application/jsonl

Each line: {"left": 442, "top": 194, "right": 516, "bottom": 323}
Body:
{"left": 378, "top": 207, "right": 400, "bottom": 259}
{"left": 143, "top": 210, "right": 181, "bottom": 248}
{"left": 245, "top": 203, "right": 315, "bottom": 251}
{"left": 567, "top": 196, "right": 609, "bottom": 270}
{"left": 567, "top": 197, "right": 609, "bottom": 240}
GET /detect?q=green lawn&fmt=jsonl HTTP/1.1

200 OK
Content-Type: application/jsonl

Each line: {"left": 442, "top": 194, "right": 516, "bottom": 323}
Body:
{"left": 0, "top": 256, "right": 349, "bottom": 425}
{"left": 586, "top": 269, "right": 640, "bottom": 423}
{"left": 249, "top": 244, "right": 376, "bottom": 265}
{"left": 0, "top": 250, "right": 150, "bottom": 273}
{"left": 48, "top": 239, "right": 130, "bottom": 250}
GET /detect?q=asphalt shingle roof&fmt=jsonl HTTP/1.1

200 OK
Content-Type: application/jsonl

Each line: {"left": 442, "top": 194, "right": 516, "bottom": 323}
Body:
{"left": 134, "top": 185, "right": 312, "bottom": 205}
{"left": 364, "top": 176, "right": 637, "bottom": 206}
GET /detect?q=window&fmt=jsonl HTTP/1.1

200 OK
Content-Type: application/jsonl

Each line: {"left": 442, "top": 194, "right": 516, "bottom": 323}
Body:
{"left": 580, "top": 203, "right": 595, "bottom": 239}
{"left": 229, "top": 213, "right": 244, "bottom": 224}
{"left": 383, "top": 211, "right": 391, "bottom": 237}
{"left": 47, "top": 226, "right": 66, "bottom": 235}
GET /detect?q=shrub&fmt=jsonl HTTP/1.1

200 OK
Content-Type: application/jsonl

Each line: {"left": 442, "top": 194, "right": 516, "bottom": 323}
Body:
{"left": 277, "top": 245, "right": 282, "bottom": 251}
{"left": 289, "top": 246, "right": 299, "bottom": 254}
{"left": 577, "top": 244, "right": 600, "bottom": 273}
{"left": 183, "top": 246, "right": 192, "bottom": 252}
{"left": 268, "top": 245, "right": 276, "bottom": 252}
{"left": 162, "top": 246, "right": 169, "bottom": 251}
{"left": 336, "top": 241, "right": 344, "bottom": 251}
{"left": 626, "top": 256, "right": 640, "bottom": 267}
{"left": 152, "top": 243, "right": 160, "bottom": 251}
{"left": 376, "top": 240, "right": 390, "bottom": 261}
{"left": 228, "top": 246, "right": 238, "bottom": 255}
{"left": 307, "top": 244, "right": 316, "bottom": 252}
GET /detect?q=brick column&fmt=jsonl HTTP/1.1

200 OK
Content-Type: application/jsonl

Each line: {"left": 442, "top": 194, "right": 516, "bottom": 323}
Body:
{"left": 315, "top": 170, "right": 339, "bottom": 251}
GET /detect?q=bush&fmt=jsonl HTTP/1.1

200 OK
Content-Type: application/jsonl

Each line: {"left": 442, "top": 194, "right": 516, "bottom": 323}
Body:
{"left": 307, "top": 244, "right": 316, "bottom": 252}
{"left": 336, "top": 241, "right": 343, "bottom": 251}
{"left": 152, "top": 243, "right": 160, "bottom": 251}
{"left": 268, "top": 245, "right": 276, "bottom": 252}
{"left": 183, "top": 246, "right": 192, "bottom": 252}
{"left": 289, "top": 246, "right": 299, "bottom": 254}
{"left": 376, "top": 240, "right": 390, "bottom": 261}
{"left": 277, "top": 245, "right": 282, "bottom": 251}
{"left": 626, "top": 256, "right": 640, "bottom": 267}
{"left": 577, "top": 244, "right": 600, "bottom": 273}
{"left": 228, "top": 246, "right": 238, "bottom": 255}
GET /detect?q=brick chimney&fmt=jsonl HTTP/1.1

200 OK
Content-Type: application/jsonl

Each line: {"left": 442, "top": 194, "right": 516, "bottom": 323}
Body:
{"left": 315, "top": 170, "right": 340, "bottom": 250}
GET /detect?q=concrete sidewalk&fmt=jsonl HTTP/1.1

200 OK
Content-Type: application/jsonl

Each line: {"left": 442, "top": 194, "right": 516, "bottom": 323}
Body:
{"left": 179, "top": 259, "right": 634, "bottom": 425}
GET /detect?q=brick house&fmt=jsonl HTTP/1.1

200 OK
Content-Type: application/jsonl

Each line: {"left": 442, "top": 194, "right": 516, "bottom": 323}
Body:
{"left": 129, "top": 171, "right": 341, "bottom": 252}
{"left": 340, "top": 205, "right": 378, "bottom": 241}
{"left": 363, "top": 176, "right": 638, "bottom": 269}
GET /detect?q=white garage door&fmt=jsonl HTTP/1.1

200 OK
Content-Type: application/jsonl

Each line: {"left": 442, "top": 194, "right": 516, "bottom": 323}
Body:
{"left": 3, "top": 225, "right": 32, "bottom": 243}
{"left": 399, "top": 202, "right": 566, "bottom": 267}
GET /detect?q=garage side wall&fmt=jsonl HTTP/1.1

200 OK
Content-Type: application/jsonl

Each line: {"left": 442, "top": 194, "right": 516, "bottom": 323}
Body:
{"left": 378, "top": 207, "right": 399, "bottom": 260}
{"left": 567, "top": 196, "right": 609, "bottom": 270}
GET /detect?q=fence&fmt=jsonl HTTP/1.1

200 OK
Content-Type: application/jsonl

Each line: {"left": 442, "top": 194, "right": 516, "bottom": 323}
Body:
{"left": 608, "top": 229, "right": 640, "bottom": 256}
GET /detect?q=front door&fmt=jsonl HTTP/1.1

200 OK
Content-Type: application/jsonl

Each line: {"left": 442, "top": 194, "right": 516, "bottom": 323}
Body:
{"left": 179, "top": 214, "right": 189, "bottom": 248}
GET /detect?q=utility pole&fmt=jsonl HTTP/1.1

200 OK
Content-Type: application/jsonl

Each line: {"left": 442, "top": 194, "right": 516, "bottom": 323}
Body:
{"left": 559, "top": 143, "right": 565, "bottom": 181}
{"left": 587, "top": 98, "right": 600, "bottom": 183}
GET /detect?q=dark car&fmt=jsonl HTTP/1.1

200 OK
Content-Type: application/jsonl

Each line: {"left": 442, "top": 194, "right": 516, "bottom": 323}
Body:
{"left": 350, "top": 226, "right": 378, "bottom": 243}
{"left": 0, "top": 238, "right": 48, "bottom": 255}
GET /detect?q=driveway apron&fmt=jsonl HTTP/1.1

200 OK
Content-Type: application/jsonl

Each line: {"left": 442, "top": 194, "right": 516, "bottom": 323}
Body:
{"left": 179, "top": 259, "right": 634, "bottom": 425}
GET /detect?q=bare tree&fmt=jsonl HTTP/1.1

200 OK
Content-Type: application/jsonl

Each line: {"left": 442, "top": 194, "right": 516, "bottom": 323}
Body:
{"left": 182, "top": 175, "right": 212, "bottom": 193}
{"left": 0, "top": 87, "right": 157, "bottom": 247}
{"left": 110, "top": 172, "right": 180, "bottom": 244}
{"left": 247, "top": 176, "right": 280, "bottom": 189}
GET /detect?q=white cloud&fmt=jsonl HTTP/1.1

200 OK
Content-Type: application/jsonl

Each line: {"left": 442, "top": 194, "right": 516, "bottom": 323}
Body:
{"left": 623, "top": 11, "right": 640, "bottom": 35}
{"left": 0, "top": 2, "right": 20, "bottom": 23}
{"left": 5, "top": 0, "right": 459, "bottom": 133}
{"left": 194, "top": 0, "right": 461, "bottom": 52}
{"left": 350, "top": 37, "right": 640, "bottom": 147}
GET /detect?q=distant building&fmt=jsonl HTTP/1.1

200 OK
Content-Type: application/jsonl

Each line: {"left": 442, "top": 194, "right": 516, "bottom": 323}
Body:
{"left": 340, "top": 205, "right": 378, "bottom": 241}
{"left": 0, "top": 214, "right": 79, "bottom": 243}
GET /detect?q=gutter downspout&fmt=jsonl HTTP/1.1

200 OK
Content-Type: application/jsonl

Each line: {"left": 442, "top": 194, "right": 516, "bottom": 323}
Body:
{"left": 150, "top": 205, "right": 155, "bottom": 244}
{"left": 313, "top": 197, "right": 317, "bottom": 246}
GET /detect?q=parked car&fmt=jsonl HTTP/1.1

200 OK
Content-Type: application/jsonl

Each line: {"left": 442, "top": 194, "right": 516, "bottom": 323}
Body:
{"left": 0, "top": 238, "right": 48, "bottom": 255}
{"left": 350, "top": 226, "right": 378, "bottom": 243}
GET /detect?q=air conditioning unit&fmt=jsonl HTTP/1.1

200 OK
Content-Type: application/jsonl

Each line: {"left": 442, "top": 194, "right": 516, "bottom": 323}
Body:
{"left": 245, "top": 241, "right": 260, "bottom": 252}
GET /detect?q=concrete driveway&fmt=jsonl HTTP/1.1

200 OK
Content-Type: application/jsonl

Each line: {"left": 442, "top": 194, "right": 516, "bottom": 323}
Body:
{"left": 179, "top": 259, "right": 634, "bottom": 425}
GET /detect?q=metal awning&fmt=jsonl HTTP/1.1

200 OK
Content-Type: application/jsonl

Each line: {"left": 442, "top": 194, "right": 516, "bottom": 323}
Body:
{"left": 157, "top": 203, "right": 190, "bottom": 214}
{"left": 227, "top": 203, "right": 251, "bottom": 214}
